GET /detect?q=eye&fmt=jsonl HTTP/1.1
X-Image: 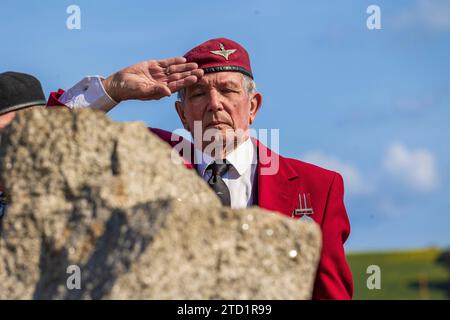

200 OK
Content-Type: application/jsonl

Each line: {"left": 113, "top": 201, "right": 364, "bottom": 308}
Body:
{"left": 222, "top": 88, "right": 238, "bottom": 94}
{"left": 190, "top": 92, "right": 205, "bottom": 98}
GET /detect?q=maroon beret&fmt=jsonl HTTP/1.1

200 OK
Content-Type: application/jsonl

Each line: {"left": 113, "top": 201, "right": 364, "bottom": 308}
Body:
{"left": 184, "top": 38, "right": 253, "bottom": 79}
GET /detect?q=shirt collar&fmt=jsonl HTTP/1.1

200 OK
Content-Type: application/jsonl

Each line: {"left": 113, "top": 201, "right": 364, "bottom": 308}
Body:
{"left": 195, "top": 137, "right": 256, "bottom": 177}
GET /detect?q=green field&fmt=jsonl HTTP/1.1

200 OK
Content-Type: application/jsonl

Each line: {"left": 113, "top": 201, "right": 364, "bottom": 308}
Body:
{"left": 346, "top": 248, "right": 449, "bottom": 300}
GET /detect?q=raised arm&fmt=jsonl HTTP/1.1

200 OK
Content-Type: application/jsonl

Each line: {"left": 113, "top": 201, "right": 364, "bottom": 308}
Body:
{"left": 47, "top": 57, "right": 203, "bottom": 112}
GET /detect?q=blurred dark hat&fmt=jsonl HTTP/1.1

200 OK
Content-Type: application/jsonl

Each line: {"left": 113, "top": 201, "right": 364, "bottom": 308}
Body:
{"left": 0, "top": 71, "right": 46, "bottom": 116}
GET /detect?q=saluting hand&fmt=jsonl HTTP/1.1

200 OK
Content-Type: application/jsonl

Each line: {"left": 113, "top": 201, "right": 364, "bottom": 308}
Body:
{"left": 102, "top": 57, "right": 203, "bottom": 102}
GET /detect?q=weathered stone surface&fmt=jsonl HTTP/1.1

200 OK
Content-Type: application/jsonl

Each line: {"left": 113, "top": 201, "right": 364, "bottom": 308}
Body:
{"left": 0, "top": 109, "right": 321, "bottom": 299}
{"left": 108, "top": 202, "right": 322, "bottom": 300}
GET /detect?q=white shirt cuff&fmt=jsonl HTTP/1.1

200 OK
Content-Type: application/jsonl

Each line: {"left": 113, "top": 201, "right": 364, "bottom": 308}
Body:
{"left": 59, "top": 76, "right": 118, "bottom": 110}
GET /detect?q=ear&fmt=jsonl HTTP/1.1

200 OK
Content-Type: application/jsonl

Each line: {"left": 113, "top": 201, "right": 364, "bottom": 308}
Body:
{"left": 249, "top": 92, "right": 262, "bottom": 125}
{"left": 0, "top": 111, "right": 17, "bottom": 131}
{"left": 175, "top": 101, "right": 191, "bottom": 132}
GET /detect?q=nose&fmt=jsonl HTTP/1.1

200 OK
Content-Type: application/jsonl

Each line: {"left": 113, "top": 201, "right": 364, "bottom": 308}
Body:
{"left": 206, "top": 90, "right": 224, "bottom": 113}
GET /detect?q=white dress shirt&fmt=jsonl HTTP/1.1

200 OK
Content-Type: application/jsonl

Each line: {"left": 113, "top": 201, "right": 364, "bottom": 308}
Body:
{"left": 58, "top": 76, "right": 118, "bottom": 110}
{"left": 195, "top": 138, "right": 257, "bottom": 208}
{"left": 58, "top": 76, "right": 258, "bottom": 208}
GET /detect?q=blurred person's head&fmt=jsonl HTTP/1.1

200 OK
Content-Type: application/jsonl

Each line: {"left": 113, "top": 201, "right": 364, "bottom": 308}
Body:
{"left": 0, "top": 71, "right": 46, "bottom": 132}
{"left": 0, "top": 71, "right": 46, "bottom": 192}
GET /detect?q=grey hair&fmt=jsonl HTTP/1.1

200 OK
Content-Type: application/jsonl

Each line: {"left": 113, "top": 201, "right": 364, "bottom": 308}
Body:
{"left": 177, "top": 73, "right": 256, "bottom": 101}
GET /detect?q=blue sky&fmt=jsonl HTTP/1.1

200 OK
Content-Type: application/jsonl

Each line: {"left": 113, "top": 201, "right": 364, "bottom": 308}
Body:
{"left": 1, "top": 0, "right": 449, "bottom": 251}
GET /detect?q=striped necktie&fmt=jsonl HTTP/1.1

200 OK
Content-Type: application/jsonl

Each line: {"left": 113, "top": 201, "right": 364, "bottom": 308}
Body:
{"left": 206, "top": 160, "right": 231, "bottom": 206}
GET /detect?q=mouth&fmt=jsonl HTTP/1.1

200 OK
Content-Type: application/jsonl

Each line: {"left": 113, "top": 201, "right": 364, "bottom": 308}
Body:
{"left": 205, "top": 121, "right": 231, "bottom": 128}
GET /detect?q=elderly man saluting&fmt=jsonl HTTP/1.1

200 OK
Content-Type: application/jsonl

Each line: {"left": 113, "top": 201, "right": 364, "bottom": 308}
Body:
{"left": 48, "top": 38, "right": 353, "bottom": 300}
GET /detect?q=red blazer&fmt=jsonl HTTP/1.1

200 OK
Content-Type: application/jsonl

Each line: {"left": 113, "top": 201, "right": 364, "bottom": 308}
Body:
{"left": 48, "top": 90, "right": 354, "bottom": 300}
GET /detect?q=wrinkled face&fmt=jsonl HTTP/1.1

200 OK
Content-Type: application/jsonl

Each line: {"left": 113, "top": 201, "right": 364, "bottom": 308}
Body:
{"left": 0, "top": 111, "right": 16, "bottom": 132}
{"left": 175, "top": 72, "right": 262, "bottom": 153}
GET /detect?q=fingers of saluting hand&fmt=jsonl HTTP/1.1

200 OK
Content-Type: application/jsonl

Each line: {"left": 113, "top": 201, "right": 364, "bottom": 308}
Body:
{"left": 144, "top": 56, "right": 204, "bottom": 95}
{"left": 155, "top": 84, "right": 172, "bottom": 99}
{"left": 138, "top": 84, "right": 171, "bottom": 100}
{"left": 164, "top": 62, "right": 200, "bottom": 75}
{"left": 157, "top": 56, "right": 188, "bottom": 68}
{"left": 167, "top": 69, "right": 204, "bottom": 82}
{"left": 168, "top": 75, "right": 200, "bottom": 93}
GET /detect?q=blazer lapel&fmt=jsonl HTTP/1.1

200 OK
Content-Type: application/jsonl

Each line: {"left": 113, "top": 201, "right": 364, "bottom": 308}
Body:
{"left": 253, "top": 138, "right": 301, "bottom": 217}
{"left": 178, "top": 136, "right": 300, "bottom": 217}
{"left": 176, "top": 137, "right": 197, "bottom": 171}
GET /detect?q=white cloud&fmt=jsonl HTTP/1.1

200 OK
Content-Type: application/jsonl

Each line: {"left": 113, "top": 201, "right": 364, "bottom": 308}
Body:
{"left": 383, "top": 143, "right": 439, "bottom": 192}
{"left": 394, "top": 0, "right": 450, "bottom": 32}
{"left": 302, "top": 151, "right": 372, "bottom": 196}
